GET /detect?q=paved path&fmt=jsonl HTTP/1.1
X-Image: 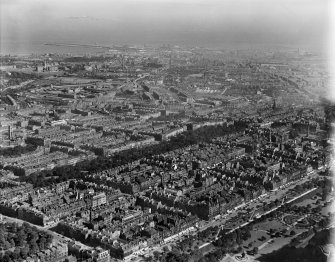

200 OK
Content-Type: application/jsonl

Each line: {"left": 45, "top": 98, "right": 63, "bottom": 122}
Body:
{"left": 3, "top": 80, "right": 34, "bottom": 91}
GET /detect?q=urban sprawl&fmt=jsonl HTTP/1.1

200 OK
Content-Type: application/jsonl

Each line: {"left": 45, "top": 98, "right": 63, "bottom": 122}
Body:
{"left": 0, "top": 45, "right": 334, "bottom": 262}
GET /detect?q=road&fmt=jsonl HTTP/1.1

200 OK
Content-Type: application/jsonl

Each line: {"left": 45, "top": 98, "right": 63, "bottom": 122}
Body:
{"left": 116, "top": 73, "right": 149, "bottom": 92}
{"left": 220, "top": 87, "right": 228, "bottom": 95}
{"left": 2, "top": 80, "right": 34, "bottom": 92}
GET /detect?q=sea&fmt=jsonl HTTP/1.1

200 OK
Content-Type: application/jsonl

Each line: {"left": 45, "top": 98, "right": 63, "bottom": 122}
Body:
{"left": 1, "top": 41, "right": 109, "bottom": 56}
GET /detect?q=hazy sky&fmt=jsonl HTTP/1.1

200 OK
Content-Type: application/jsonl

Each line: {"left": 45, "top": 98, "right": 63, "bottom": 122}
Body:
{"left": 0, "top": 0, "right": 331, "bottom": 51}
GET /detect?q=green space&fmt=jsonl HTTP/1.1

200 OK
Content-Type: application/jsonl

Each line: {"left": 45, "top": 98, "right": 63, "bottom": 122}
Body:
{"left": 257, "top": 228, "right": 334, "bottom": 262}
{"left": 0, "top": 222, "right": 53, "bottom": 262}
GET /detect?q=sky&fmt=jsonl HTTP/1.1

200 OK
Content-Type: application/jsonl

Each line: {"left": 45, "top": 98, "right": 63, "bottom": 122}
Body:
{"left": 0, "top": 0, "right": 331, "bottom": 52}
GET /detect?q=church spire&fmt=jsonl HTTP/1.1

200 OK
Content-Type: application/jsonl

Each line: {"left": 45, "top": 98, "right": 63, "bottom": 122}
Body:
{"left": 272, "top": 98, "right": 276, "bottom": 110}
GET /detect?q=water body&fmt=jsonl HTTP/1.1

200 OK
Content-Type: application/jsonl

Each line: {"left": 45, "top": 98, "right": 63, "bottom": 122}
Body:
{"left": 1, "top": 41, "right": 108, "bottom": 56}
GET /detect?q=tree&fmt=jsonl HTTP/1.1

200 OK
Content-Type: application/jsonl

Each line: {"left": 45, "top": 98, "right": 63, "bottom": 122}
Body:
{"left": 3, "top": 241, "right": 12, "bottom": 250}
{"left": 2, "top": 253, "right": 12, "bottom": 262}
{"left": 236, "top": 246, "right": 243, "bottom": 254}
{"left": 274, "top": 232, "right": 281, "bottom": 238}
{"left": 170, "top": 244, "right": 181, "bottom": 255}
{"left": 38, "top": 236, "right": 46, "bottom": 250}
{"left": 290, "top": 230, "right": 296, "bottom": 236}
{"left": 13, "top": 247, "right": 21, "bottom": 260}
{"left": 242, "top": 228, "right": 251, "bottom": 241}
{"left": 153, "top": 251, "right": 160, "bottom": 260}
{"left": 29, "top": 241, "right": 39, "bottom": 255}
{"left": 9, "top": 238, "right": 15, "bottom": 248}
{"left": 252, "top": 247, "right": 258, "bottom": 254}
{"left": 260, "top": 236, "right": 266, "bottom": 241}
{"left": 16, "top": 229, "right": 26, "bottom": 247}
{"left": 162, "top": 246, "right": 170, "bottom": 253}
{"left": 20, "top": 246, "right": 29, "bottom": 259}
{"left": 216, "top": 238, "right": 223, "bottom": 247}
{"left": 322, "top": 188, "right": 328, "bottom": 201}
{"left": 0, "top": 232, "right": 6, "bottom": 248}
{"left": 206, "top": 253, "right": 216, "bottom": 262}
{"left": 236, "top": 229, "right": 242, "bottom": 245}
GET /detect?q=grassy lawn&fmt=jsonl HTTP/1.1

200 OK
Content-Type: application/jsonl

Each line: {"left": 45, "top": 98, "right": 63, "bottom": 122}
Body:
{"left": 294, "top": 197, "right": 318, "bottom": 208}
{"left": 242, "top": 216, "right": 305, "bottom": 254}
{"left": 321, "top": 200, "right": 334, "bottom": 216}
{"left": 243, "top": 229, "right": 269, "bottom": 250}
{"left": 253, "top": 219, "right": 283, "bottom": 232}
{"left": 256, "top": 227, "right": 306, "bottom": 255}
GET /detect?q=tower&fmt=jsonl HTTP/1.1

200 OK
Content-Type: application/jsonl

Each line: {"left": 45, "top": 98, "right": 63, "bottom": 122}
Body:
{"left": 8, "top": 125, "right": 13, "bottom": 140}
{"left": 272, "top": 98, "right": 276, "bottom": 110}
{"left": 169, "top": 53, "right": 172, "bottom": 70}
{"left": 307, "top": 122, "right": 310, "bottom": 137}
{"left": 203, "top": 63, "right": 208, "bottom": 87}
